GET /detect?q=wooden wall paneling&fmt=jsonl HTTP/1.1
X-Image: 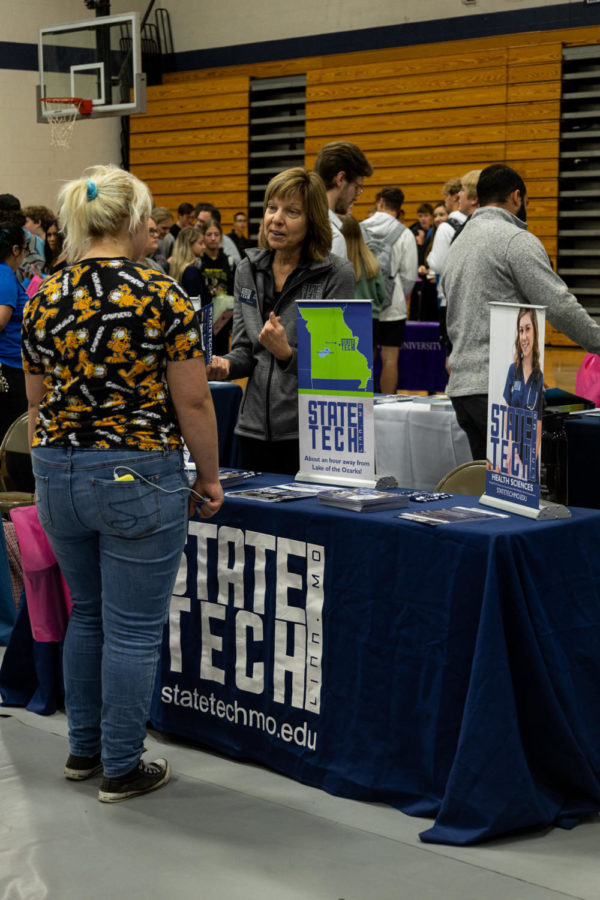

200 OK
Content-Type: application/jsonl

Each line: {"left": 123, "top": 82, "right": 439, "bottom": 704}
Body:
{"left": 130, "top": 126, "right": 247, "bottom": 150}
{"left": 143, "top": 91, "right": 249, "bottom": 118}
{"left": 506, "top": 100, "right": 560, "bottom": 123}
{"left": 504, "top": 140, "right": 559, "bottom": 161}
{"left": 306, "top": 104, "right": 509, "bottom": 139}
{"left": 135, "top": 27, "right": 599, "bottom": 280}
{"left": 507, "top": 44, "right": 563, "bottom": 65}
{"left": 130, "top": 108, "right": 248, "bottom": 134}
{"left": 143, "top": 174, "right": 247, "bottom": 195}
{"left": 161, "top": 24, "right": 599, "bottom": 83}
{"left": 506, "top": 62, "right": 562, "bottom": 83}
{"left": 502, "top": 158, "right": 559, "bottom": 179}
{"left": 146, "top": 76, "right": 248, "bottom": 100}
{"left": 130, "top": 143, "right": 247, "bottom": 166}
{"left": 357, "top": 143, "right": 507, "bottom": 168}
{"left": 307, "top": 85, "right": 508, "bottom": 120}
{"left": 305, "top": 123, "right": 509, "bottom": 154}
{"left": 130, "top": 74, "right": 250, "bottom": 226}
{"left": 505, "top": 120, "right": 560, "bottom": 142}
{"left": 306, "top": 50, "right": 509, "bottom": 85}
{"left": 132, "top": 159, "right": 247, "bottom": 181}
{"left": 507, "top": 82, "right": 561, "bottom": 104}
{"left": 306, "top": 66, "right": 508, "bottom": 102}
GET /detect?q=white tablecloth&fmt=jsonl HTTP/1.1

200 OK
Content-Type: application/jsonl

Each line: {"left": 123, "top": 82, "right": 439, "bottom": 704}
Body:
{"left": 374, "top": 397, "right": 471, "bottom": 489}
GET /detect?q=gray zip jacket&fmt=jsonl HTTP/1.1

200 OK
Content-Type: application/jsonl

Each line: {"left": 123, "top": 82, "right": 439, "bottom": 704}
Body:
{"left": 225, "top": 248, "right": 355, "bottom": 441}
{"left": 441, "top": 206, "right": 600, "bottom": 397}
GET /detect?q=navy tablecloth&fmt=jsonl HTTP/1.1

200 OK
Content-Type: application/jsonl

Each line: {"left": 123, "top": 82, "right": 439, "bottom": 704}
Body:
{"left": 149, "top": 474, "right": 600, "bottom": 845}
{"left": 209, "top": 381, "right": 242, "bottom": 467}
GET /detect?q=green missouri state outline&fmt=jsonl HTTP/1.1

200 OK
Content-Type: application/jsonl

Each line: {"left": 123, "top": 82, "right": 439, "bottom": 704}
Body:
{"left": 299, "top": 306, "right": 371, "bottom": 388}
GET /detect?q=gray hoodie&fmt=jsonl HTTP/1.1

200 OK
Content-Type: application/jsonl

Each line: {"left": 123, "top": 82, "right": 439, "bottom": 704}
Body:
{"left": 226, "top": 248, "right": 355, "bottom": 441}
{"left": 441, "top": 206, "right": 600, "bottom": 397}
{"left": 360, "top": 211, "right": 418, "bottom": 321}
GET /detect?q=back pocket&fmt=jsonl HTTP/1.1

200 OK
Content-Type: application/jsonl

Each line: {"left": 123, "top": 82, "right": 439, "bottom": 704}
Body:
{"left": 92, "top": 476, "right": 161, "bottom": 538}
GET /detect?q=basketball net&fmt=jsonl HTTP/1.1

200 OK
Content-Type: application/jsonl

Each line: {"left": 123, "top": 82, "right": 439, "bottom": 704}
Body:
{"left": 41, "top": 98, "right": 93, "bottom": 149}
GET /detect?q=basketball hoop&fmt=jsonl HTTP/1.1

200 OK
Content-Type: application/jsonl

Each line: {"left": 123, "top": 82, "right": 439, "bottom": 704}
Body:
{"left": 40, "top": 97, "right": 93, "bottom": 149}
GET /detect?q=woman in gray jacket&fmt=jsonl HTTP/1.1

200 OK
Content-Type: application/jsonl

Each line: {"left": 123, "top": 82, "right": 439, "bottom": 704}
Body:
{"left": 207, "top": 168, "right": 355, "bottom": 475}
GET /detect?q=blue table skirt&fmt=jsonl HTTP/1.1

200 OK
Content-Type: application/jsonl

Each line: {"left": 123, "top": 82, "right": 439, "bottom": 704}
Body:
{"left": 209, "top": 381, "right": 242, "bottom": 467}
{"left": 149, "top": 474, "right": 600, "bottom": 845}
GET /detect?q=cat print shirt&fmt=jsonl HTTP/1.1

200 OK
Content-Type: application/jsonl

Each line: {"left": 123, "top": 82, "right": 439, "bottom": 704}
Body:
{"left": 22, "top": 258, "right": 203, "bottom": 450}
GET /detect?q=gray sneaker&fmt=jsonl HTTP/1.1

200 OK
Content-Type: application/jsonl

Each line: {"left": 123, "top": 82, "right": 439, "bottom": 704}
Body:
{"left": 64, "top": 752, "right": 103, "bottom": 781}
{"left": 98, "top": 758, "right": 171, "bottom": 803}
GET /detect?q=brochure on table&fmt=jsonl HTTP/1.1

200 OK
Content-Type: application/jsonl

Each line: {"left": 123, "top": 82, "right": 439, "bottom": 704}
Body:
{"left": 480, "top": 302, "right": 569, "bottom": 520}
{"left": 296, "top": 299, "right": 378, "bottom": 487}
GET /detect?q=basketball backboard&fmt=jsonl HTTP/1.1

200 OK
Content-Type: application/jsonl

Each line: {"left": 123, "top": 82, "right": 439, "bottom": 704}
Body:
{"left": 37, "top": 12, "right": 146, "bottom": 122}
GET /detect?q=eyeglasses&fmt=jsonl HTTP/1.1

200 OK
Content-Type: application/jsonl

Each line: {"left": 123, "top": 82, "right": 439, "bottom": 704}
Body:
{"left": 353, "top": 182, "right": 365, "bottom": 197}
{"left": 148, "top": 229, "right": 159, "bottom": 236}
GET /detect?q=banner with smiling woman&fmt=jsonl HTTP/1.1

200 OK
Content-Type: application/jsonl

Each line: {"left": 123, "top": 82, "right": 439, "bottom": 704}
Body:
{"left": 483, "top": 302, "right": 547, "bottom": 514}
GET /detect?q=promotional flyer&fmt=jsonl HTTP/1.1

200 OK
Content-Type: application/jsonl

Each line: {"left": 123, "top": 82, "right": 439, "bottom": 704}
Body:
{"left": 296, "top": 300, "right": 375, "bottom": 484}
{"left": 485, "top": 302, "right": 546, "bottom": 511}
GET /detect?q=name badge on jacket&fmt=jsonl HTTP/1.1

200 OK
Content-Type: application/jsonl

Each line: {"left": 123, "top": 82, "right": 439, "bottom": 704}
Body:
{"left": 239, "top": 287, "right": 257, "bottom": 307}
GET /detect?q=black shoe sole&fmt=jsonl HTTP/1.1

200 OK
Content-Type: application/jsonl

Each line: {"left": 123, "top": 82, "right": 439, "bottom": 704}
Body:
{"left": 98, "top": 761, "right": 171, "bottom": 803}
{"left": 64, "top": 762, "right": 104, "bottom": 781}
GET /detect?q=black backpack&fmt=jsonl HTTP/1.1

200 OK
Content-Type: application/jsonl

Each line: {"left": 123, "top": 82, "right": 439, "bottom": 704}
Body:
{"left": 447, "top": 217, "right": 468, "bottom": 244}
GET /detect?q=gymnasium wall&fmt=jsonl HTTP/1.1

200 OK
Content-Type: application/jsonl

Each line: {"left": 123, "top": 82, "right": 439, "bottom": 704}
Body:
{"left": 0, "top": 0, "right": 148, "bottom": 210}
{"left": 130, "top": 22, "right": 600, "bottom": 270}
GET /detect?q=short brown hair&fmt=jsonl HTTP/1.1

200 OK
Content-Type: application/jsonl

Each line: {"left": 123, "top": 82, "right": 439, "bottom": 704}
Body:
{"left": 442, "top": 178, "right": 462, "bottom": 199}
{"left": 23, "top": 205, "right": 55, "bottom": 231}
{"left": 151, "top": 206, "right": 173, "bottom": 225}
{"left": 313, "top": 142, "right": 373, "bottom": 191}
{"left": 260, "top": 167, "right": 332, "bottom": 260}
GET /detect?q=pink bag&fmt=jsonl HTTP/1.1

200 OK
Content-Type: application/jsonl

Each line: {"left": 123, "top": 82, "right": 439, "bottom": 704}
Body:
{"left": 575, "top": 353, "right": 600, "bottom": 407}
{"left": 9, "top": 505, "right": 73, "bottom": 642}
{"left": 25, "top": 273, "right": 44, "bottom": 299}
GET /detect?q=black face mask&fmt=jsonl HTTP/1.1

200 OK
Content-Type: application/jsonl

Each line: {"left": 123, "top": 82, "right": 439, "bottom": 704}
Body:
{"left": 516, "top": 193, "right": 527, "bottom": 223}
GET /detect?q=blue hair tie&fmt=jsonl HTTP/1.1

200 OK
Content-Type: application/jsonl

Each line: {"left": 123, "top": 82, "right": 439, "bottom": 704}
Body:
{"left": 86, "top": 180, "right": 98, "bottom": 201}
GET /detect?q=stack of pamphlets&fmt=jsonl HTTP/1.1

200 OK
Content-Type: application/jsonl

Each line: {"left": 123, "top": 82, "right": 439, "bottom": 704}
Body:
{"left": 225, "top": 485, "right": 315, "bottom": 502}
{"left": 396, "top": 506, "right": 509, "bottom": 525}
{"left": 318, "top": 488, "right": 409, "bottom": 512}
{"left": 218, "top": 468, "right": 258, "bottom": 488}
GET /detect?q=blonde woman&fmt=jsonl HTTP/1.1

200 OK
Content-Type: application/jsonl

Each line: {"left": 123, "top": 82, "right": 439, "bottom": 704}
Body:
{"left": 340, "top": 214, "right": 385, "bottom": 319}
{"left": 23, "top": 164, "right": 223, "bottom": 803}
{"left": 169, "top": 224, "right": 204, "bottom": 282}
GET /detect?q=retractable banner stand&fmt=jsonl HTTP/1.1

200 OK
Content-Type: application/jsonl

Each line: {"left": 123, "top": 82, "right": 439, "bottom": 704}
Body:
{"left": 481, "top": 302, "right": 569, "bottom": 519}
{"left": 296, "top": 300, "right": 379, "bottom": 487}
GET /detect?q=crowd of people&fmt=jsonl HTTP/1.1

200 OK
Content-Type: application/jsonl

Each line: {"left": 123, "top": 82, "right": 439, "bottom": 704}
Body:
{"left": 4, "top": 142, "right": 600, "bottom": 807}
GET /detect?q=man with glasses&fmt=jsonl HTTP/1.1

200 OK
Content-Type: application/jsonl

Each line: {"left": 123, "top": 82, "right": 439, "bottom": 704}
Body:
{"left": 313, "top": 141, "right": 373, "bottom": 260}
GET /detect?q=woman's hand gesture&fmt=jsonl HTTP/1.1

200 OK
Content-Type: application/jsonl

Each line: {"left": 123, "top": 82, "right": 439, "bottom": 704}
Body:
{"left": 259, "top": 312, "right": 292, "bottom": 362}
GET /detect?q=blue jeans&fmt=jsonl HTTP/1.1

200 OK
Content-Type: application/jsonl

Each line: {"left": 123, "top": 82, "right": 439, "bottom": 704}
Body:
{"left": 32, "top": 448, "right": 189, "bottom": 777}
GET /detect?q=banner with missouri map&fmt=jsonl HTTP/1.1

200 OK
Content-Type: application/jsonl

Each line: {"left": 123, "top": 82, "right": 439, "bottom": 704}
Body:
{"left": 295, "top": 300, "right": 375, "bottom": 485}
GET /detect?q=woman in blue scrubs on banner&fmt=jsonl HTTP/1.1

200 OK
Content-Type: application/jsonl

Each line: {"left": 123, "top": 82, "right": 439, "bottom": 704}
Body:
{"left": 502, "top": 307, "right": 544, "bottom": 480}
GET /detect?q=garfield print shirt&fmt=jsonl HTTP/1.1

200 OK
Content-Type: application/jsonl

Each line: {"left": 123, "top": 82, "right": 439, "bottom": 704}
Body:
{"left": 22, "top": 258, "right": 203, "bottom": 450}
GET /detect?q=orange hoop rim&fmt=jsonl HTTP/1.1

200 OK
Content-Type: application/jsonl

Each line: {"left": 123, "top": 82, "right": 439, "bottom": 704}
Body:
{"left": 40, "top": 97, "right": 93, "bottom": 116}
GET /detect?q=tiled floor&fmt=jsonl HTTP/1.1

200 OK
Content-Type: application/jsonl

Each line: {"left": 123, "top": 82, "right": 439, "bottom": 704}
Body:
{"left": 1, "top": 703, "right": 599, "bottom": 900}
